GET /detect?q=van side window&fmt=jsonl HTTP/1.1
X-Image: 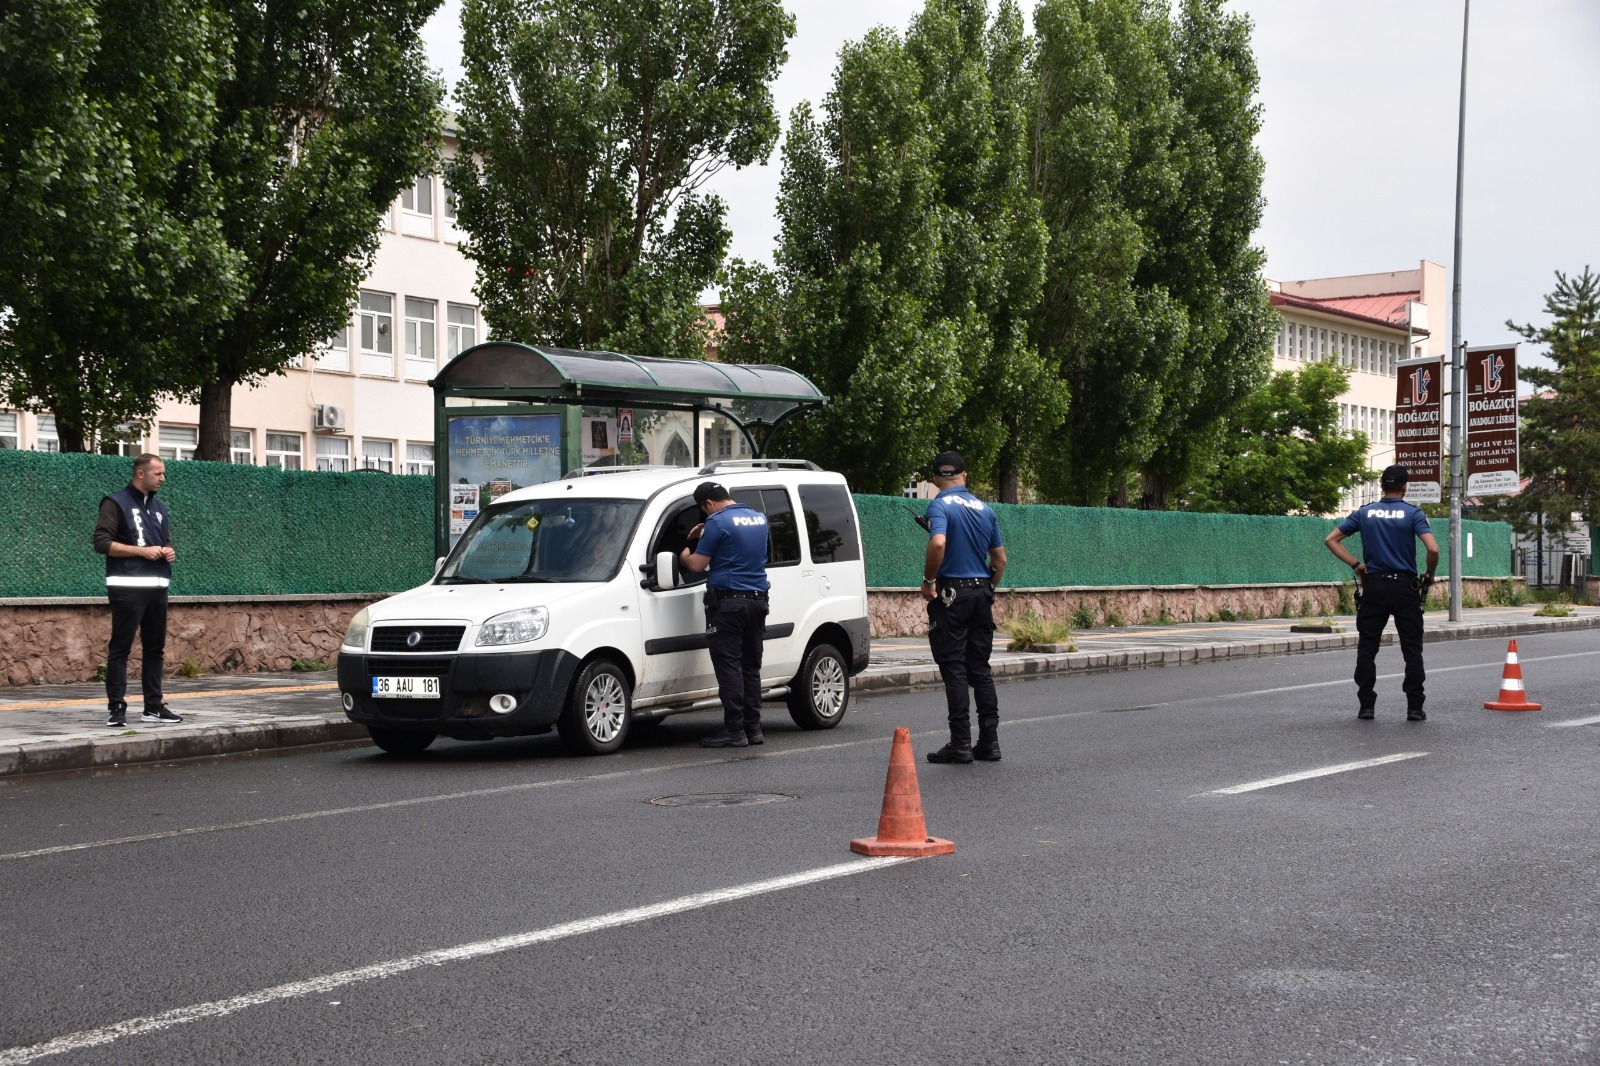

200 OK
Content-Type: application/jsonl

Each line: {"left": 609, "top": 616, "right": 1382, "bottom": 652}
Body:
{"left": 648, "top": 500, "right": 708, "bottom": 586}
{"left": 798, "top": 484, "right": 861, "bottom": 563}
{"left": 729, "top": 487, "right": 802, "bottom": 567}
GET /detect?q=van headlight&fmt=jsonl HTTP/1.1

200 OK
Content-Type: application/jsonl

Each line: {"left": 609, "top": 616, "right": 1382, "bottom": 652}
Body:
{"left": 476, "top": 606, "right": 549, "bottom": 647}
{"left": 342, "top": 608, "right": 370, "bottom": 650}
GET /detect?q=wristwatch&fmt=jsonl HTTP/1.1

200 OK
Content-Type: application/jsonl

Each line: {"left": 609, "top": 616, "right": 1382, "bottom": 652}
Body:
{"left": 921, "top": 578, "right": 937, "bottom": 587}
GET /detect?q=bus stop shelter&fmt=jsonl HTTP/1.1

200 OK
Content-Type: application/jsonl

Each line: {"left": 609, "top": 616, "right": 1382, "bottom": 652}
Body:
{"left": 430, "top": 342, "right": 828, "bottom": 553}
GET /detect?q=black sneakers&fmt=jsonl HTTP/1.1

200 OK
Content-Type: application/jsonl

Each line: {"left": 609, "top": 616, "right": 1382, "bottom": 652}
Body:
{"left": 745, "top": 724, "right": 765, "bottom": 745}
{"left": 1407, "top": 708, "right": 1427, "bottom": 722}
{"left": 700, "top": 729, "right": 749, "bottom": 748}
{"left": 926, "top": 744, "right": 974, "bottom": 764}
{"left": 141, "top": 704, "right": 183, "bottom": 724}
{"left": 106, "top": 705, "right": 127, "bottom": 728}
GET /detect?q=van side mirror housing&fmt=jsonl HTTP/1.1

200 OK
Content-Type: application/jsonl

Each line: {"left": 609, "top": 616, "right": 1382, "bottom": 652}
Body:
{"left": 434, "top": 556, "right": 446, "bottom": 574}
{"left": 655, "top": 551, "right": 679, "bottom": 590}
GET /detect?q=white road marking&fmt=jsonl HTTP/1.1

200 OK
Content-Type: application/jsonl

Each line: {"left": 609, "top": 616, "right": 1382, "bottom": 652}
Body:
{"left": 0, "top": 856, "right": 912, "bottom": 1065}
{"left": 1198, "top": 752, "right": 1428, "bottom": 796}
{"left": 10, "top": 650, "right": 1595, "bottom": 864}
{"left": 1546, "top": 713, "right": 1600, "bottom": 729}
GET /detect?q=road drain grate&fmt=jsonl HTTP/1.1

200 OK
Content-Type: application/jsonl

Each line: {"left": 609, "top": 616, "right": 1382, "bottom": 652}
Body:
{"left": 649, "top": 793, "right": 796, "bottom": 808}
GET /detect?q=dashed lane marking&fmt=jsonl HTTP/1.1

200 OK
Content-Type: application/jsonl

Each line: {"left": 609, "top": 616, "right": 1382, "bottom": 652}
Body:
{"left": 0, "top": 856, "right": 913, "bottom": 1065}
{"left": 1546, "top": 713, "right": 1600, "bottom": 729}
{"left": 1197, "top": 752, "right": 1428, "bottom": 796}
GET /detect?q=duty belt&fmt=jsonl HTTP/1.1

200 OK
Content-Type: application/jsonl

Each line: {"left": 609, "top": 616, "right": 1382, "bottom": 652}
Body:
{"left": 708, "top": 588, "right": 768, "bottom": 600}
{"left": 938, "top": 577, "right": 991, "bottom": 588}
{"left": 1368, "top": 572, "right": 1417, "bottom": 581}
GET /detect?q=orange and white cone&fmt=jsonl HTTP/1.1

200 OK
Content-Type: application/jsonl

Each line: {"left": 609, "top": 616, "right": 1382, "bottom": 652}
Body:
{"left": 850, "top": 728, "right": 955, "bottom": 857}
{"left": 1484, "top": 639, "right": 1543, "bottom": 711}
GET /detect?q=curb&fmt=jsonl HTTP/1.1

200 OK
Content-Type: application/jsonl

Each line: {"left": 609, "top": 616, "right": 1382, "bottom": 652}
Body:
{"left": 4, "top": 614, "right": 1596, "bottom": 779}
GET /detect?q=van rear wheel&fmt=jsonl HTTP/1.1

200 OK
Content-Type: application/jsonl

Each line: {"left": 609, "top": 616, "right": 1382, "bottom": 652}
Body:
{"left": 787, "top": 643, "right": 849, "bottom": 729}
{"left": 559, "top": 660, "right": 632, "bottom": 755}
{"left": 368, "top": 727, "right": 436, "bottom": 755}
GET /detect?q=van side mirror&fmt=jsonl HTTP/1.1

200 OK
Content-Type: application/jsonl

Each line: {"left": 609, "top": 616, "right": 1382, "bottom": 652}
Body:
{"left": 655, "top": 551, "right": 679, "bottom": 590}
{"left": 434, "top": 556, "right": 446, "bottom": 574}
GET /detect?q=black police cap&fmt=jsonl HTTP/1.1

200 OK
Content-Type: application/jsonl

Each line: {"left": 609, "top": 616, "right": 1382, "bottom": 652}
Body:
{"left": 1380, "top": 464, "right": 1409, "bottom": 488}
{"left": 693, "top": 481, "right": 731, "bottom": 506}
{"left": 932, "top": 450, "right": 965, "bottom": 477}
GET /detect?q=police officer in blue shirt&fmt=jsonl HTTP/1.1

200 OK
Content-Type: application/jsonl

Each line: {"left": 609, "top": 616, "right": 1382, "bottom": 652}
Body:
{"left": 680, "top": 481, "right": 771, "bottom": 748}
{"left": 921, "top": 451, "right": 1007, "bottom": 764}
{"left": 1324, "top": 465, "right": 1441, "bottom": 721}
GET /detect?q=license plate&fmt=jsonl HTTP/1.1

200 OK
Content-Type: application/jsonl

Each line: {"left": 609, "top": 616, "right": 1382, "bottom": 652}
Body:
{"left": 371, "top": 676, "right": 440, "bottom": 699}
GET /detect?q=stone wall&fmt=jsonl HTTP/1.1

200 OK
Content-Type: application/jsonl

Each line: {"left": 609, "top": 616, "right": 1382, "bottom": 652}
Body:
{"left": 0, "top": 596, "right": 374, "bottom": 685}
{"left": 0, "top": 579, "right": 1520, "bottom": 684}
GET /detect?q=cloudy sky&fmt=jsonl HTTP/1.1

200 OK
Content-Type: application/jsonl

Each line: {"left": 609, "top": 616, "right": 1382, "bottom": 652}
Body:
{"left": 421, "top": 0, "right": 1599, "bottom": 361}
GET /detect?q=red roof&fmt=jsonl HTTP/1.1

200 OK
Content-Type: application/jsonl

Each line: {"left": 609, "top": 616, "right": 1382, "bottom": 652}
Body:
{"left": 1270, "top": 290, "right": 1429, "bottom": 336}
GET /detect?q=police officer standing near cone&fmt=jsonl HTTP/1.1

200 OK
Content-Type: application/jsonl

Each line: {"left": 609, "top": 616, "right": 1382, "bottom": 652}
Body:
{"left": 921, "top": 451, "right": 1007, "bottom": 763}
{"left": 1324, "top": 464, "right": 1440, "bottom": 722}
{"left": 680, "top": 481, "right": 771, "bottom": 748}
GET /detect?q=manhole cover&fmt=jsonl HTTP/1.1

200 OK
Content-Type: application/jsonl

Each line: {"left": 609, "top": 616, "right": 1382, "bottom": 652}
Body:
{"left": 649, "top": 793, "right": 796, "bottom": 808}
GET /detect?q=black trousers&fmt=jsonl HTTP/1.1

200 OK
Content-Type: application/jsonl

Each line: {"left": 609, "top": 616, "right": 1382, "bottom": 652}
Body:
{"left": 927, "top": 585, "right": 998, "bottom": 744}
{"left": 106, "top": 585, "right": 168, "bottom": 707}
{"left": 707, "top": 596, "right": 767, "bottom": 733}
{"left": 1355, "top": 577, "right": 1425, "bottom": 711}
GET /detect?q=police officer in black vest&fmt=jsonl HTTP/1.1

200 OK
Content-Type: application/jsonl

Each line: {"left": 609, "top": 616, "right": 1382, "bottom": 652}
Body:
{"left": 93, "top": 453, "right": 183, "bottom": 727}
{"left": 921, "top": 451, "right": 1007, "bottom": 764}
{"left": 1324, "top": 464, "right": 1441, "bottom": 721}
{"left": 680, "top": 481, "right": 771, "bottom": 748}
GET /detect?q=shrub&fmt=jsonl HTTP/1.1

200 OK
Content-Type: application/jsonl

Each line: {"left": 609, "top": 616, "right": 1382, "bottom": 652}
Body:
{"left": 1337, "top": 581, "right": 1356, "bottom": 614}
{"left": 292, "top": 658, "right": 333, "bottom": 672}
{"left": 1486, "top": 579, "right": 1528, "bottom": 607}
{"left": 1102, "top": 599, "right": 1127, "bottom": 628}
{"left": 1156, "top": 600, "right": 1175, "bottom": 625}
{"left": 1299, "top": 595, "right": 1315, "bottom": 617}
{"left": 1535, "top": 601, "right": 1574, "bottom": 617}
{"left": 1071, "top": 599, "right": 1097, "bottom": 630}
{"left": 1215, "top": 599, "right": 1238, "bottom": 623}
{"left": 178, "top": 659, "right": 203, "bottom": 679}
{"left": 1006, "top": 611, "right": 1076, "bottom": 651}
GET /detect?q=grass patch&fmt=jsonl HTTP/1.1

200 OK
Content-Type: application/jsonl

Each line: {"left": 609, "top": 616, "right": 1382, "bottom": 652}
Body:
{"left": 1214, "top": 599, "right": 1238, "bottom": 623}
{"left": 1005, "top": 611, "right": 1077, "bottom": 652}
{"left": 1337, "top": 581, "right": 1356, "bottom": 614}
{"left": 1486, "top": 579, "right": 1529, "bottom": 606}
{"left": 94, "top": 661, "right": 107, "bottom": 683}
{"left": 1070, "top": 599, "right": 1097, "bottom": 630}
{"left": 178, "top": 658, "right": 203, "bottom": 679}
{"left": 292, "top": 658, "right": 334, "bottom": 672}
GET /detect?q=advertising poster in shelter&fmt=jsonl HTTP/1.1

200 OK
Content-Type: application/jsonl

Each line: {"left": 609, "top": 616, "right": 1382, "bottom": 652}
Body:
{"left": 582, "top": 416, "right": 618, "bottom": 466}
{"left": 1464, "top": 344, "right": 1521, "bottom": 497}
{"left": 447, "top": 414, "right": 562, "bottom": 547}
{"left": 1394, "top": 356, "right": 1444, "bottom": 504}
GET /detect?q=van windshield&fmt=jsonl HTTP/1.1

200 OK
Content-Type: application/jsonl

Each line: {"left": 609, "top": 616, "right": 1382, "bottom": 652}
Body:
{"left": 440, "top": 498, "right": 643, "bottom": 584}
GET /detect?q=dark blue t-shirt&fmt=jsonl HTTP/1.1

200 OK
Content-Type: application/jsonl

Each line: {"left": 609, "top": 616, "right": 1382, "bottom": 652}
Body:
{"left": 927, "top": 486, "right": 1003, "bottom": 579}
{"left": 1338, "top": 498, "right": 1432, "bottom": 575}
{"left": 696, "top": 501, "right": 770, "bottom": 591}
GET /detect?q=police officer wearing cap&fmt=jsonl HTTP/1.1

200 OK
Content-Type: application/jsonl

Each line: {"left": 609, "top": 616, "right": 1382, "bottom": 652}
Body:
{"left": 1324, "top": 464, "right": 1441, "bottom": 721}
{"left": 680, "top": 481, "right": 771, "bottom": 748}
{"left": 921, "top": 450, "right": 1007, "bottom": 763}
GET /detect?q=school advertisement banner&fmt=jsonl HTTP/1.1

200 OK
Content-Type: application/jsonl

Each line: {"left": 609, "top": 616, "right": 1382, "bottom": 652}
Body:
{"left": 1394, "top": 356, "right": 1444, "bottom": 504}
{"left": 1464, "top": 344, "right": 1521, "bottom": 497}
{"left": 446, "top": 414, "right": 563, "bottom": 547}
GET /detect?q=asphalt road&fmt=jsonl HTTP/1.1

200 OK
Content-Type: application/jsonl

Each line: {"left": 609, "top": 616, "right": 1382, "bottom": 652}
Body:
{"left": 4, "top": 631, "right": 1600, "bottom": 1065}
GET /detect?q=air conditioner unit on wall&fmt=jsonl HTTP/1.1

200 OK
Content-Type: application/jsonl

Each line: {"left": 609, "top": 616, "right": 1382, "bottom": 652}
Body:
{"left": 314, "top": 404, "right": 346, "bottom": 432}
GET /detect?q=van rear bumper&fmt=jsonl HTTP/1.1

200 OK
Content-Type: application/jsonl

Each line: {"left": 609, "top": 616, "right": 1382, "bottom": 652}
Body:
{"left": 337, "top": 649, "right": 582, "bottom": 737}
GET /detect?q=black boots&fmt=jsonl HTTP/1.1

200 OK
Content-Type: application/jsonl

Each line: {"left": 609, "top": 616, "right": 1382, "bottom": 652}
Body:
{"left": 700, "top": 729, "right": 749, "bottom": 748}
{"left": 927, "top": 743, "right": 974, "bottom": 764}
{"left": 972, "top": 721, "right": 1001, "bottom": 762}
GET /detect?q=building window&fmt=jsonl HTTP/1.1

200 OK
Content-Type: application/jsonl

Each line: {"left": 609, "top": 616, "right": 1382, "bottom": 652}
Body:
{"left": 443, "top": 183, "right": 462, "bottom": 242}
{"left": 230, "top": 429, "right": 254, "bottom": 465}
{"left": 34, "top": 414, "right": 60, "bottom": 452}
{"left": 399, "top": 175, "right": 434, "bottom": 237}
{"left": 361, "top": 439, "right": 394, "bottom": 472}
{"left": 1274, "top": 323, "right": 1283, "bottom": 357}
{"left": 359, "top": 291, "right": 394, "bottom": 377}
{"left": 447, "top": 303, "right": 478, "bottom": 358}
{"left": 157, "top": 425, "right": 197, "bottom": 461}
{"left": 318, "top": 322, "right": 350, "bottom": 372}
{"left": 405, "top": 442, "right": 434, "bottom": 477}
{"left": 404, "top": 298, "right": 436, "bottom": 379}
{"left": 99, "top": 423, "right": 142, "bottom": 456}
{"left": 316, "top": 436, "right": 350, "bottom": 473}
{"left": 1318, "top": 329, "right": 1327, "bottom": 359}
{"left": 266, "top": 432, "right": 303, "bottom": 470}
{"left": 0, "top": 412, "right": 17, "bottom": 450}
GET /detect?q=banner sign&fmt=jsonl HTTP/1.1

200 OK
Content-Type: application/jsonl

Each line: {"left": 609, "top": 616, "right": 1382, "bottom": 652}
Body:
{"left": 1464, "top": 344, "right": 1521, "bottom": 497}
{"left": 446, "top": 414, "right": 562, "bottom": 547}
{"left": 1394, "top": 356, "right": 1444, "bottom": 504}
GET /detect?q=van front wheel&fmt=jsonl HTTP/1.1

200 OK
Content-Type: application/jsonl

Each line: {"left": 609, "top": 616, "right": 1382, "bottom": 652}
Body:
{"left": 559, "top": 660, "right": 632, "bottom": 755}
{"left": 787, "top": 643, "right": 849, "bottom": 729}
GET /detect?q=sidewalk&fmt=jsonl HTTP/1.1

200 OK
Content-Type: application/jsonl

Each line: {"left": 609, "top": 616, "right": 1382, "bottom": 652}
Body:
{"left": 3, "top": 605, "right": 1595, "bottom": 778}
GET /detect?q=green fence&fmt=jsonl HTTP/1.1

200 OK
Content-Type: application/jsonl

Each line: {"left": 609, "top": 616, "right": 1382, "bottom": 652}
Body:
{"left": 0, "top": 451, "right": 1513, "bottom": 597}
{"left": 0, "top": 450, "right": 434, "bottom": 597}
{"left": 853, "top": 495, "right": 1512, "bottom": 588}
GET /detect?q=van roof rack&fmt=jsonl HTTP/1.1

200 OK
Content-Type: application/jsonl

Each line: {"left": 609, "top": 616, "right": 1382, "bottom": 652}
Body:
{"left": 698, "top": 458, "right": 823, "bottom": 475}
{"left": 561, "top": 464, "right": 679, "bottom": 479}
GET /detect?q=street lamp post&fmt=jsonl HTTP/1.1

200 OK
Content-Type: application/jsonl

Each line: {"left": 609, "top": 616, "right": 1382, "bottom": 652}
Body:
{"left": 1448, "top": 0, "right": 1470, "bottom": 622}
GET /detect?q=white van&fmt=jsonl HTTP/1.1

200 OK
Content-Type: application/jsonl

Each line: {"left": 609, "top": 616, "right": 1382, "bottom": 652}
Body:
{"left": 336, "top": 460, "right": 871, "bottom": 755}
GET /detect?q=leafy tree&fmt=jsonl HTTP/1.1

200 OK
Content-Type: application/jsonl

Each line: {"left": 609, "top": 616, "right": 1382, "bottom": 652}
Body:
{"left": 1184, "top": 361, "right": 1371, "bottom": 515}
{"left": 448, "top": 0, "right": 793, "bottom": 359}
{"left": 182, "top": 0, "right": 443, "bottom": 460}
{"left": 1485, "top": 267, "right": 1600, "bottom": 538}
{"left": 722, "top": 0, "right": 1058, "bottom": 497}
{"left": 0, "top": 0, "right": 241, "bottom": 451}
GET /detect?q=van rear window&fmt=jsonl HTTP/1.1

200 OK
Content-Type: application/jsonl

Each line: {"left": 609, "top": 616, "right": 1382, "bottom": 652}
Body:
{"left": 797, "top": 484, "right": 861, "bottom": 564}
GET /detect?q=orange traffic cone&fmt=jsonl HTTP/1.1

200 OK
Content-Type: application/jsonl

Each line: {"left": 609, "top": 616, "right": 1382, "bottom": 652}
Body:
{"left": 850, "top": 728, "right": 956, "bottom": 857}
{"left": 1484, "top": 639, "right": 1543, "bottom": 711}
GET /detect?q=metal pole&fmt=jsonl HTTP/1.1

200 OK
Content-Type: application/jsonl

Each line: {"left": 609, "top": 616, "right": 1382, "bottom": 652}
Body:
{"left": 1447, "top": 0, "right": 1470, "bottom": 621}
